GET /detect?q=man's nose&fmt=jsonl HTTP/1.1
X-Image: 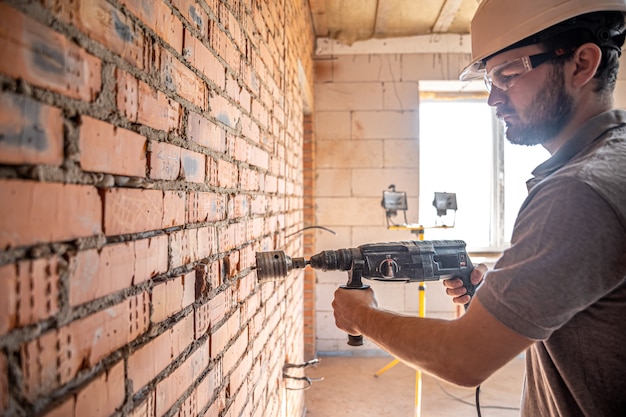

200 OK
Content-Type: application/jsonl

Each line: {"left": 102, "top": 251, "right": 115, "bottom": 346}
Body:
{"left": 487, "top": 85, "right": 508, "bottom": 107}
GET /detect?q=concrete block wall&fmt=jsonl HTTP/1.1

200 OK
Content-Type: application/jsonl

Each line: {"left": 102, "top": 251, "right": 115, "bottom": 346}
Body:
{"left": 313, "top": 52, "right": 472, "bottom": 354}
{"left": 313, "top": 49, "right": 626, "bottom": 355}
{"left": 0, "top": 1, "right": 314, "bottom": 416}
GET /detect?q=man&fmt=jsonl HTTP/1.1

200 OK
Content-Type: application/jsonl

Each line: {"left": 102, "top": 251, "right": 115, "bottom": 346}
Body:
{"left": 332, "top": 0, "right": 626, "bottom": 415}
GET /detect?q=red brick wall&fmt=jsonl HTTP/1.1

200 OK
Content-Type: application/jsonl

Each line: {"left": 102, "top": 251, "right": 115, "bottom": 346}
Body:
{"left": 302, "top": 114, "right": 316, "bottom": 360}
{"left": 0, "top": 0, "right": 314, "bottom": 416}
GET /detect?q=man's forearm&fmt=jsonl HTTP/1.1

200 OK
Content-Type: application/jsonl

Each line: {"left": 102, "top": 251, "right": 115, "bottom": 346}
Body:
{"left": 352, "top": 298, "right": 532, "bottom": 387}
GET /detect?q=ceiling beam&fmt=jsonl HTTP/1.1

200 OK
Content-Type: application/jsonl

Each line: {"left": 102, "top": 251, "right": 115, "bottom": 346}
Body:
{"left": 432, "top": 0, "right": 464, "bottom": 32}
{"left": 315, "top": 33, "right": 471, "bottom": 56}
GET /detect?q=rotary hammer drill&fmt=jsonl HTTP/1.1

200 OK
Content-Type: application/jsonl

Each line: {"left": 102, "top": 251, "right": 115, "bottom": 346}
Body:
{"left": 255, "top": 239, "right": 477, "bottom": 346}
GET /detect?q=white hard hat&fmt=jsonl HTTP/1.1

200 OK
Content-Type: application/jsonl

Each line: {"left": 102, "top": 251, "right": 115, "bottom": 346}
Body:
{"left": 460, "top": 0, "right": 626, "bottom": 80}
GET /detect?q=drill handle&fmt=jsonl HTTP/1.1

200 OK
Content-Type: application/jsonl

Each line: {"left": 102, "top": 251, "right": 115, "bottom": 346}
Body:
{"left": 456, "top": 267, "right": 477, "bottom": 310}
{"left": 340, "top": 259, "right": 370, "bottom": 346}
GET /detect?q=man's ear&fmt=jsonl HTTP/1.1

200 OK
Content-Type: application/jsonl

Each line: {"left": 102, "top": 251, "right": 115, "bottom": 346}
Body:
{"left": 571, "top": 43, "right": 602, "bottom": 88}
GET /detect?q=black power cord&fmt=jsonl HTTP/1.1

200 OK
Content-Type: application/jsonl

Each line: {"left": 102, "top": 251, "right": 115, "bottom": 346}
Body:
{"left": 434, "top": 380, "right": 520, "bottom": 415}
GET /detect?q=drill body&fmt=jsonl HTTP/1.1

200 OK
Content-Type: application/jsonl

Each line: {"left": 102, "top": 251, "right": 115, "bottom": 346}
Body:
{"left": 309, "top": 240, "right": 476, "bottom": 296}
{"left": 254, "top": 239, "right": 476, "bottom": 346}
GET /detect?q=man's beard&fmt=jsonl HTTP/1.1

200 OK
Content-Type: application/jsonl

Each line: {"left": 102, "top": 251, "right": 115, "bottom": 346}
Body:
{"left": 500, "top": 65, "right": 574, "bottom": 146}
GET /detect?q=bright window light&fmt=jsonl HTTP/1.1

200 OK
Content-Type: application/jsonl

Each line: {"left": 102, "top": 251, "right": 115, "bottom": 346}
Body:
{"left": 418, "top": 93, "right": 549, "bottom": 250}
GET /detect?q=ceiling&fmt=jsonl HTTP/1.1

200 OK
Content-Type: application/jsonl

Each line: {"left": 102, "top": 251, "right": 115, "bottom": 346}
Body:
{"left": 308, "top": 0, "right": 481, "bottom": 45}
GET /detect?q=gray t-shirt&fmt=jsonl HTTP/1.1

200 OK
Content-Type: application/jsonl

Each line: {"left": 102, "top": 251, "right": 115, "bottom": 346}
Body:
{"left": 477, "top": 110, "right": 626, "bottom": 417}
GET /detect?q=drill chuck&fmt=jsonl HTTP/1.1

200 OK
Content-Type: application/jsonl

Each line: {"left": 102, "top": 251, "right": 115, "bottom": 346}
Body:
{"left": 255, "top": 251, "right": 308, "bottom": 281}
{"left": 309, "top": 248, "right": 361, "bottom": 271}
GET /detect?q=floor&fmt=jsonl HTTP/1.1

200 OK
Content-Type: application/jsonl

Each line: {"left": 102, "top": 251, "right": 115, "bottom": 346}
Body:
{"left": 304, "top": 354, "right": 524, "bottom": 417}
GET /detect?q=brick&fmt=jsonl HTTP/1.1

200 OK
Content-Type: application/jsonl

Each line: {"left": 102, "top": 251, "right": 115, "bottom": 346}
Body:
{"left": 151, "top": 272, "right": 196, "bottom": 323}
{"left": 14, "top": 257, "right": 60, "bottom": 329}
{"left": 163, "top": 191, "right": 186, "bottom": 228}
{"left": 155, "top": 343, "right": 209, "bottom": 417}
{"left": 0, "top": 3, "right": 102, "bottom": 101}
{"left": 196, "top": 226, "right": 216, "bottom": 260}
{"left": 180, "top": 148, "right": 206, "bottom": 183}
{"left": 158, "top": 47, "right": 207, "bottom": 109}
{"left": 68, "top": 237, "right": 167, "bottom": 305}
{"left": 210, "top": 308, "right": 239, "bottom": 358}
{"left": 169, "top": 229, "right": 193, "bottom": 267}
{"left": 223, "top": 330, "right": 248, "bottom": 376}
{"left": 197, "top": 260, "right": 221, "bottom": 293}
{"left": 0, "top": 351, "right": 7, "bottom": 413}
{"left": 187, "top": 112, "right": 226, "bottom": 153}
{"left": 240, "top": 115, "right": 260, "bottom": 144}
{"left": 116, "top": 70, "right": 180, "bottom": 132}
{"left": 228, "top": 351, "right": 251, "bottom": 402}
{"left": 195, "top": 300, "right": 210, "bottom": 339}
{"left": 75, "top": 361, "right": 125, "bottom": 417}
{"left": 22, "top": 293, "right": 149, "bottom": 400}
{"left": 116, "top": 69, "right": 139, "bottom": 121}
{"left": 43, "top": 0, "right": 146, "bottom": 69}
{"left": 79, "top": 116, "right": 147, "bottom": 177}
{"left": 103, "top": 188, "right": 163, "bottom": 236}
{"left": 228, "top": 195, "right": 249, "bottom": 219}
{"left": 129, "top": 393, "right": 156, "bottom": 417}
{"left": 196, "top": 365, "right": 224, "bottom": 416}
{"left": 134, "top": 234, "right": 169, "bottom": 283}
{"left": 216, "top": 159, "right": 238, "bottom": 189}
{"left": 137, "top": 81, "right": 181, "bottom": 132}
{"left": 41, "top": 399, "right": 74, "bottom": 417}
{"left": 177, "top": 391, "right": 198, "bottom": 417}
{"left": 128, "top": 314, "right": 194, "bottom": 392}
{"left": 149, "top": 141, "right": 181, "bottom": 180}
{"left": 120, "top": 0, "right": 183, "bottom": 53}
{"left": 210, "top": 94, "right": 240, "bottom": 129}
{"left": 187, "top": 192, "right": 226, "bottom": 223}
{"left": 172, "top": 0, "right": 208, "bottom": 32}
{"left": 69, "top": 243, "right": 133, "bottom": 306}
{"left": 183, "top": 31, "right": 225, "bottom": 89}
{"left": 0, "top": 265, "right": 13, "bottom": 336}
{"left": 0, "top": 180, "right": 102, "bottom": 249}
{"left": 0, "top": 92, "right": 63, "bottom": 166}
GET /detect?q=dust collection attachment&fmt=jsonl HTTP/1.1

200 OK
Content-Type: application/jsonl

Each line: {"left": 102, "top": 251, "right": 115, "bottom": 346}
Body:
{"left": 254, "top": 240, "right": 476, "bottom": 346}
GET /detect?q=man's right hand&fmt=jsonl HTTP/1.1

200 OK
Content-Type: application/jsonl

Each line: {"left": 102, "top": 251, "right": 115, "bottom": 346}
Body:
{"left": 443, "top": 263, "right": 487, "bottom": 305}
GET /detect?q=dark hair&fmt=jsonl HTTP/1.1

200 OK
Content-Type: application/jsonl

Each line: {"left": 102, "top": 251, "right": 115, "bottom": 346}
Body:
{"left": 525, "top": 11, "right": 626, "bottom": 94}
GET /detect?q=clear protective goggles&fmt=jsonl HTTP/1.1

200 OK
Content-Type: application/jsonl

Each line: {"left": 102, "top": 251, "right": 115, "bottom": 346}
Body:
{"left": 484, "top": 51, "right": 557, "bottom": 92}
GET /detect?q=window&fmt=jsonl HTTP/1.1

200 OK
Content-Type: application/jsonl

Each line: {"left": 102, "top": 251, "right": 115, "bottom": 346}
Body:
{"left": 417, "top": 83, "right": 548, "bottom": 251}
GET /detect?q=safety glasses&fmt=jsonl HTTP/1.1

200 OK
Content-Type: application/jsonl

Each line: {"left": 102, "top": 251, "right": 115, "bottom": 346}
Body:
{"left": 484, "top": 51, "right": 557, "bottom": 92}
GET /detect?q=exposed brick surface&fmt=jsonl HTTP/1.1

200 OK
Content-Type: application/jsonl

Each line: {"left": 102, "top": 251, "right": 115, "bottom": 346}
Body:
{"left": 0, "top": 92, "right": 64, "bottom": 166}
{"left": 0, "top": 351, "right": 7, "bottom": 413}
{"left": 117, "top": 70, "right": 181, "bottom": 132}
{"left": 120, "top": 0, "right": 184, "bottom": 53}
{"left": 103, "top": 188, "right": 168, "bottom": 236}
{"left": 155, "top": 341, "right": 209, "bottom": 417}
{"left": 69, "top": 237, "right": 168, "bottom": 305}
{"left": 43, "top": 0, "right": 146, "bottom": 69}
{"left": 75, "top": 361, "right": 125, "bottom": 417}
{"left": 22, "top": 293, "right": 149, "bottom": 400}
{"left": 150, "top": 142, "right": 207, "bottom": 183}
{"left": 0, "top": 180, "right": 102, "bottom": 249}
{"left": 0, "top": 3, "right": 102, "bottom": 101}
{"left": 79, "top": 116, "right": 147, "bottom": 177}
{"left": 183, "top": 31, "right": 225, "bottom": 89}
{"left": 0, "top": 0, "right": 313, "bottom": 415}
{"left": 187, "top": 111, "right": 227, "bottom": 152}
{"left": 128, "top": 313, "right": 194, "bottom": 392}
{"left": 158, "top": 46, "right": 207, "bottom": 109}
{"left": 151, "top": 271, "right": 196, "bottom": 322}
